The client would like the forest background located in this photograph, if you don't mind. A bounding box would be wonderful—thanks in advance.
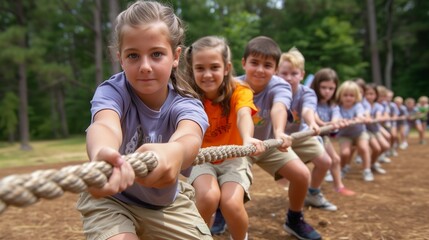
[0,0,428,150]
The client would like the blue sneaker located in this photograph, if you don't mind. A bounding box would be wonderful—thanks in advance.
[210,208,227,235]
[283,217,322,240]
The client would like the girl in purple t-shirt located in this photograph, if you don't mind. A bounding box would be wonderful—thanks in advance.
[76,2,211,239]
[311,68,355,196]
[336,81,374,182]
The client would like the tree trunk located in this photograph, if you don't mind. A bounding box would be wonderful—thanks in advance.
[109,0,121,74]
[18,63,32,150]
[94,0,103,86]
[366,0,383,85]
[56,85,69,138]
[384,0,394,89]
[16,0,32,151]
[50,89,60,138]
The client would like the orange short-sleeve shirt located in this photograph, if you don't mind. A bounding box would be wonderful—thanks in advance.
[202,82,258,149]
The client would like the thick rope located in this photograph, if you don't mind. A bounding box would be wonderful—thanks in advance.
[0,114,419,214]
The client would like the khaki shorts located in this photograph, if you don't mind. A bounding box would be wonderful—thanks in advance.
[320,135,332,147]
[368,131,383,140]
[338,132,370,145]
[291,136,325,163]
[187,157,253,202]
[76,181,212,240]
[247,147,299,180]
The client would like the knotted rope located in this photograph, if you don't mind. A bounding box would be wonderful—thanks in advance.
[0,114,419,214]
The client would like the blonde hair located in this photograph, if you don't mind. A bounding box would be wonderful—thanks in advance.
[376,85,388,98]
[336,80,362,105]
[279,47,305,70]
[394,96,403,104]
[418,96,429,104]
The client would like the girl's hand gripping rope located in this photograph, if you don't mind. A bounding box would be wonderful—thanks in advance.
[88,147,135,198]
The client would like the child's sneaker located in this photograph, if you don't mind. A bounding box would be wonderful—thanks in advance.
[377,153,391,163]
[304,192,337,211]
[229,232,248,240]
[392,149,398,157]
[336,187,356,196]
[354,155,362,164]
[378,156,392,163]
[341,165,350,178]
[324,171,333,182]
[363,169,374,181]
[399,141,408,149]
[210,208,227,235]
[283,217,322,240]
[371,162,387,174]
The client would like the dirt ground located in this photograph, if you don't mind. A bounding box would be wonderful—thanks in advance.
[0,137,429,240]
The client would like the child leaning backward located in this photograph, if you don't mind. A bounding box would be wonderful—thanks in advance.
[276,48,338,211]
[184,36,265,240]
[211,36,322,240]
[76,1,212,239]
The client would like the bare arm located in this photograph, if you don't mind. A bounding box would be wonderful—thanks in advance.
[271,102,292,151]
[314,112,326,126]
[85,109,135,198]
[237,107,264,155]
[302,107,321,135]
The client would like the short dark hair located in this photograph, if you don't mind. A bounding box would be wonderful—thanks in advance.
[243,36,281,68]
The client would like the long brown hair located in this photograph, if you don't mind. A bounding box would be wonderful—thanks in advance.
[311,68,339,106]
[183,36,236,117]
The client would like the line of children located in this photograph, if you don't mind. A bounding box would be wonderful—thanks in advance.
[404,97,426,145]
[381,88,397,162]
[362,83,390,175]
[81,2,425,238]
[311,68,356,196]
[211,36,323,240]
[184,36,265,240]
[394,96,408,149]
[237,36,322,240]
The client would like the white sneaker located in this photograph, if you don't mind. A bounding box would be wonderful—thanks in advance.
[230,233,248,240]
[324,171,333,182]
[391,149,398,157]
[304,192,338,211]
[378,153,391,163]
[363,169,374,181]
[399,142,408,150]
[354,155,362,164]
[378,156,392,164]
[372,162,387,174]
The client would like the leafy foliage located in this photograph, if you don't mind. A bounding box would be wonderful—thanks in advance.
[0,0,427,141]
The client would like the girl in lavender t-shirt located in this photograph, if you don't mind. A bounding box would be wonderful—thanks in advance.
[336,81,374,182]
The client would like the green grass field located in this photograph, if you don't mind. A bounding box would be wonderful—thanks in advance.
[0,135,87,168]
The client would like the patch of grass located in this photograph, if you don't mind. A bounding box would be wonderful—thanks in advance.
[0,135,87,168]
